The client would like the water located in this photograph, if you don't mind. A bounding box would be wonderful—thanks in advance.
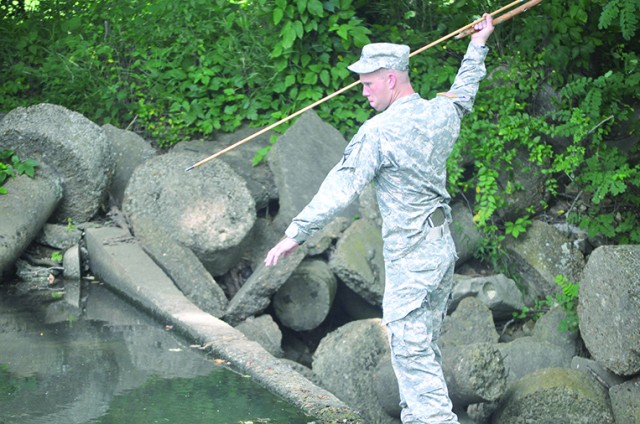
[0,282,314,424]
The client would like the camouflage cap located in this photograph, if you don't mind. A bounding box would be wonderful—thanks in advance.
[348,43,410,74]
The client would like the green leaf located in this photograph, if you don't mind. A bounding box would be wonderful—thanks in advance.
[307,0,324,17]
[319,69,330,86]
[293,20,304,39]
[273,8,284,25]
[297,0,307,15]
[281,21,296,49]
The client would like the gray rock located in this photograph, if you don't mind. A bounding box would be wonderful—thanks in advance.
[235,314,284,358]
[373,354,401,418]
[36,223,83,250]
[336,282,382,321]
[223,245,306,327]
[313,318,398,424]
[225,217,359,327]
[442,343,507,407]
[329,218,385,306]
[173,124,278,211]
[122,150,255,276]
[0,168,63,279]
[491,368,615,424]
[273,259,337,331]
[269,109,359,230]
[504,220,585,302]
[102,124,156,207]
[450,273,525,321]
[497,336,573,385]
[466,401,498,424]
[62,244,82,281]
[440,297,499,349]
[532,305,579,356]
[0,103,114,222]
[578,245,640,376]
[277,358,322,387]
[304,216,350,256]
[609,377,640,424]
[450,201,482,265]
[572,356,626,389]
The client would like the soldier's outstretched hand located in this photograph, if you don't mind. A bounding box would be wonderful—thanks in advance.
[471,13,494,46]
[265,237,299,267]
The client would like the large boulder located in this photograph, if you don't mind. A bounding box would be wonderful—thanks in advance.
[0,103,114,222]
[172,124,278,211]
[491,368,615,424]
[442,343,507,408]
[0,167,63,280]
[313,319,398,424]
[609,377,640,424]
[504,220,585,303]
[578,245,640,376]
[497,336,573,386]
[532,306,579,357]
[122,150,255,277]
[329,218,385,306]
[439,296,499,349]
[102,124,156,207]
[268,109,359,230]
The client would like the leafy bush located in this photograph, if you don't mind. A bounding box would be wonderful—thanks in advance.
[0,0,638,251]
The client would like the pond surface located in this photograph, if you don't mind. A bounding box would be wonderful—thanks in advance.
[0,282,314,424]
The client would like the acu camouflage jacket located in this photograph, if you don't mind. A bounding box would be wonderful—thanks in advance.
[285,42,489,262]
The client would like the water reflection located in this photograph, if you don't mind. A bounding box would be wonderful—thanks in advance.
[0,283,312,424]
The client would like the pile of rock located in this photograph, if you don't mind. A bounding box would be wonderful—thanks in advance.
[1,104,638,423]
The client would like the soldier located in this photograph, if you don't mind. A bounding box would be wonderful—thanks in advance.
[266,14,494,423]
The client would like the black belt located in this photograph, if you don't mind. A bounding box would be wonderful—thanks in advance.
[427,207,445,227]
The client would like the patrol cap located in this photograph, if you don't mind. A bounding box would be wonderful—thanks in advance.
[347,43,410,74]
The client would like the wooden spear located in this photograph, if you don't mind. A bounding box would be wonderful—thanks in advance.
[185,0,544,172]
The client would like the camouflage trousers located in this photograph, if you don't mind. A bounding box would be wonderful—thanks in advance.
[385,225,458,424]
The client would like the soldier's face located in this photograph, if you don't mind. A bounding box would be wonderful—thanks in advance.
[360,70,392,112]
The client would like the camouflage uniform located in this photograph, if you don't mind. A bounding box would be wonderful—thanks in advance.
[285,42,488,423]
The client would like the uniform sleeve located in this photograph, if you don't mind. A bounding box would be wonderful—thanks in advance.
[437,42,488,119]
[285,125,382,244]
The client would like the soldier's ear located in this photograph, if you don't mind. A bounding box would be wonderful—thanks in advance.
[387,71,398,89]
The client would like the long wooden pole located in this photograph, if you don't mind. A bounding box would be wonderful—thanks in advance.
[185,0,543,172]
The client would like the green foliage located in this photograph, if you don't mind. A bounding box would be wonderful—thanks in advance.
[66,217,76,232]
[513,274,580,333]
[0,0,370,148]
[51,251,63,263]
[1,0,638,250]
[598,0,639,40]
[0,149,38,194]
[505,215,532,238]
[443,0,639,256]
